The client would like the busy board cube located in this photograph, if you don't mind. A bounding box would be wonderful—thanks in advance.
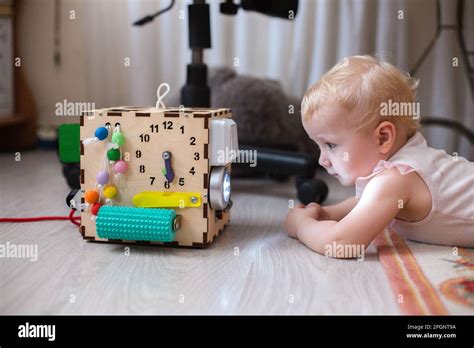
[79,106,237,248]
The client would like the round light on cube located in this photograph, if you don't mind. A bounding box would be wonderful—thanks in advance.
[209,166,231,210]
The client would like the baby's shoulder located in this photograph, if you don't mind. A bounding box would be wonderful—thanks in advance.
[366,166,419,199]
[371,166,431,213]
[372,166,412,182]
[358,166,433,223]
[373,165,424,188]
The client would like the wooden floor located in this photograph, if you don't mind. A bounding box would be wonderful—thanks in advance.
[0,150,399,314]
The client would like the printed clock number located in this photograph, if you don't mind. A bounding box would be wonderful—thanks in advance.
[139,134,150,142]
[162,121,173,130]
[150,124,159,133]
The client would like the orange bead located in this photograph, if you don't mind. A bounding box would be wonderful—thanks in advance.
[85,190,99,204]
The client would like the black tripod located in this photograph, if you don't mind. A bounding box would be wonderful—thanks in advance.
[134,0,329,204]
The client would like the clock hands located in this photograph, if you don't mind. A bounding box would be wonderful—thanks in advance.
[162,151,175,182]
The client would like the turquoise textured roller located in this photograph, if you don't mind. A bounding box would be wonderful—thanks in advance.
[96,206,180,242]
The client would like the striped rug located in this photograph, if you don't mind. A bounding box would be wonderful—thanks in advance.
[374,228,474,315]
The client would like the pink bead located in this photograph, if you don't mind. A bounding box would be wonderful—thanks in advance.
[114,160,128,174]
[96,170,109,185]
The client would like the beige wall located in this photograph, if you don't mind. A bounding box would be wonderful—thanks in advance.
[14,0,474,159]
[17,0,87,133]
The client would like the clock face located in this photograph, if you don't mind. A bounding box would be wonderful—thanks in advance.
[132,117,207,194]
[131,114,232,211]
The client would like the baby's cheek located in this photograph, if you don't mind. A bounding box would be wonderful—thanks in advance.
[337,150,353,169]
[340,153,363,179]
[348,150,379,178]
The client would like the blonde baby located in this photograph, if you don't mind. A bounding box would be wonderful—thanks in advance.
[285,55,474,257]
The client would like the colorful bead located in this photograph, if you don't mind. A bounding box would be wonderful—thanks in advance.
[96,170,109,185]
[94,127,109,141]
[103,185,118,199]
[91,203,102,216]
[85,190,99,204]
[114,160,128,174]
[112,132,125,146]
[107,148,120,161]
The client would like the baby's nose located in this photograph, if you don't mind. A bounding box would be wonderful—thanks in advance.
[319,157,331,168]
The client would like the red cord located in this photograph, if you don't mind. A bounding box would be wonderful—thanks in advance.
[69,209,82,226]
[0,209,81,226]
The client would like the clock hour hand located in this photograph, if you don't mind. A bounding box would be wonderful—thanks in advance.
[162,151,174,182]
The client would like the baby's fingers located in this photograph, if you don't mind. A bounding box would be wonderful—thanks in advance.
[304,203,323,218]
[306,202,322,211]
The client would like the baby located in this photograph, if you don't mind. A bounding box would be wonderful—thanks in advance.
[285,55,474,257]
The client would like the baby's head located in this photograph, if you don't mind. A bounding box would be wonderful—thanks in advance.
[301,55,420,186]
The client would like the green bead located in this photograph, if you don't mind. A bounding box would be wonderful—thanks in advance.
[112,132,125,146]
[107,148,120,161]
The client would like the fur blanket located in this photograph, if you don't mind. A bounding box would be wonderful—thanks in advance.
[171,67,315,155]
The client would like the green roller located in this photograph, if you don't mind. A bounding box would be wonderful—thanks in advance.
[96,206,181,242]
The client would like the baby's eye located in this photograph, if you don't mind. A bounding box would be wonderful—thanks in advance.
[326,143,337,149]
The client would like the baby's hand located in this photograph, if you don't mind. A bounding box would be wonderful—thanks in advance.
[305,202,327,220]
[284,203,325,238]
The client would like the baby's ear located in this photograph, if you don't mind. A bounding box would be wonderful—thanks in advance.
[375,121,397,154]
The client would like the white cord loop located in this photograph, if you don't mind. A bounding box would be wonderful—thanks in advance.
[155,83,170,110]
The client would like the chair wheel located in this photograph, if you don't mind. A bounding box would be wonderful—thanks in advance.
[297,178,329,205]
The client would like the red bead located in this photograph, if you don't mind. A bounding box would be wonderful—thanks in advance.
[91,203,102,216]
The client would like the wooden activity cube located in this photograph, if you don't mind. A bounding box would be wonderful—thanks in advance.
[79,107,235,248]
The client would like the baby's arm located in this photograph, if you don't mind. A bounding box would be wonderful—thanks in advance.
[296,169,409,256]
[321,196,358,221]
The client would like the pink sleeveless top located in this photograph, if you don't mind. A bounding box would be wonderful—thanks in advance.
[355,131,474,247]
